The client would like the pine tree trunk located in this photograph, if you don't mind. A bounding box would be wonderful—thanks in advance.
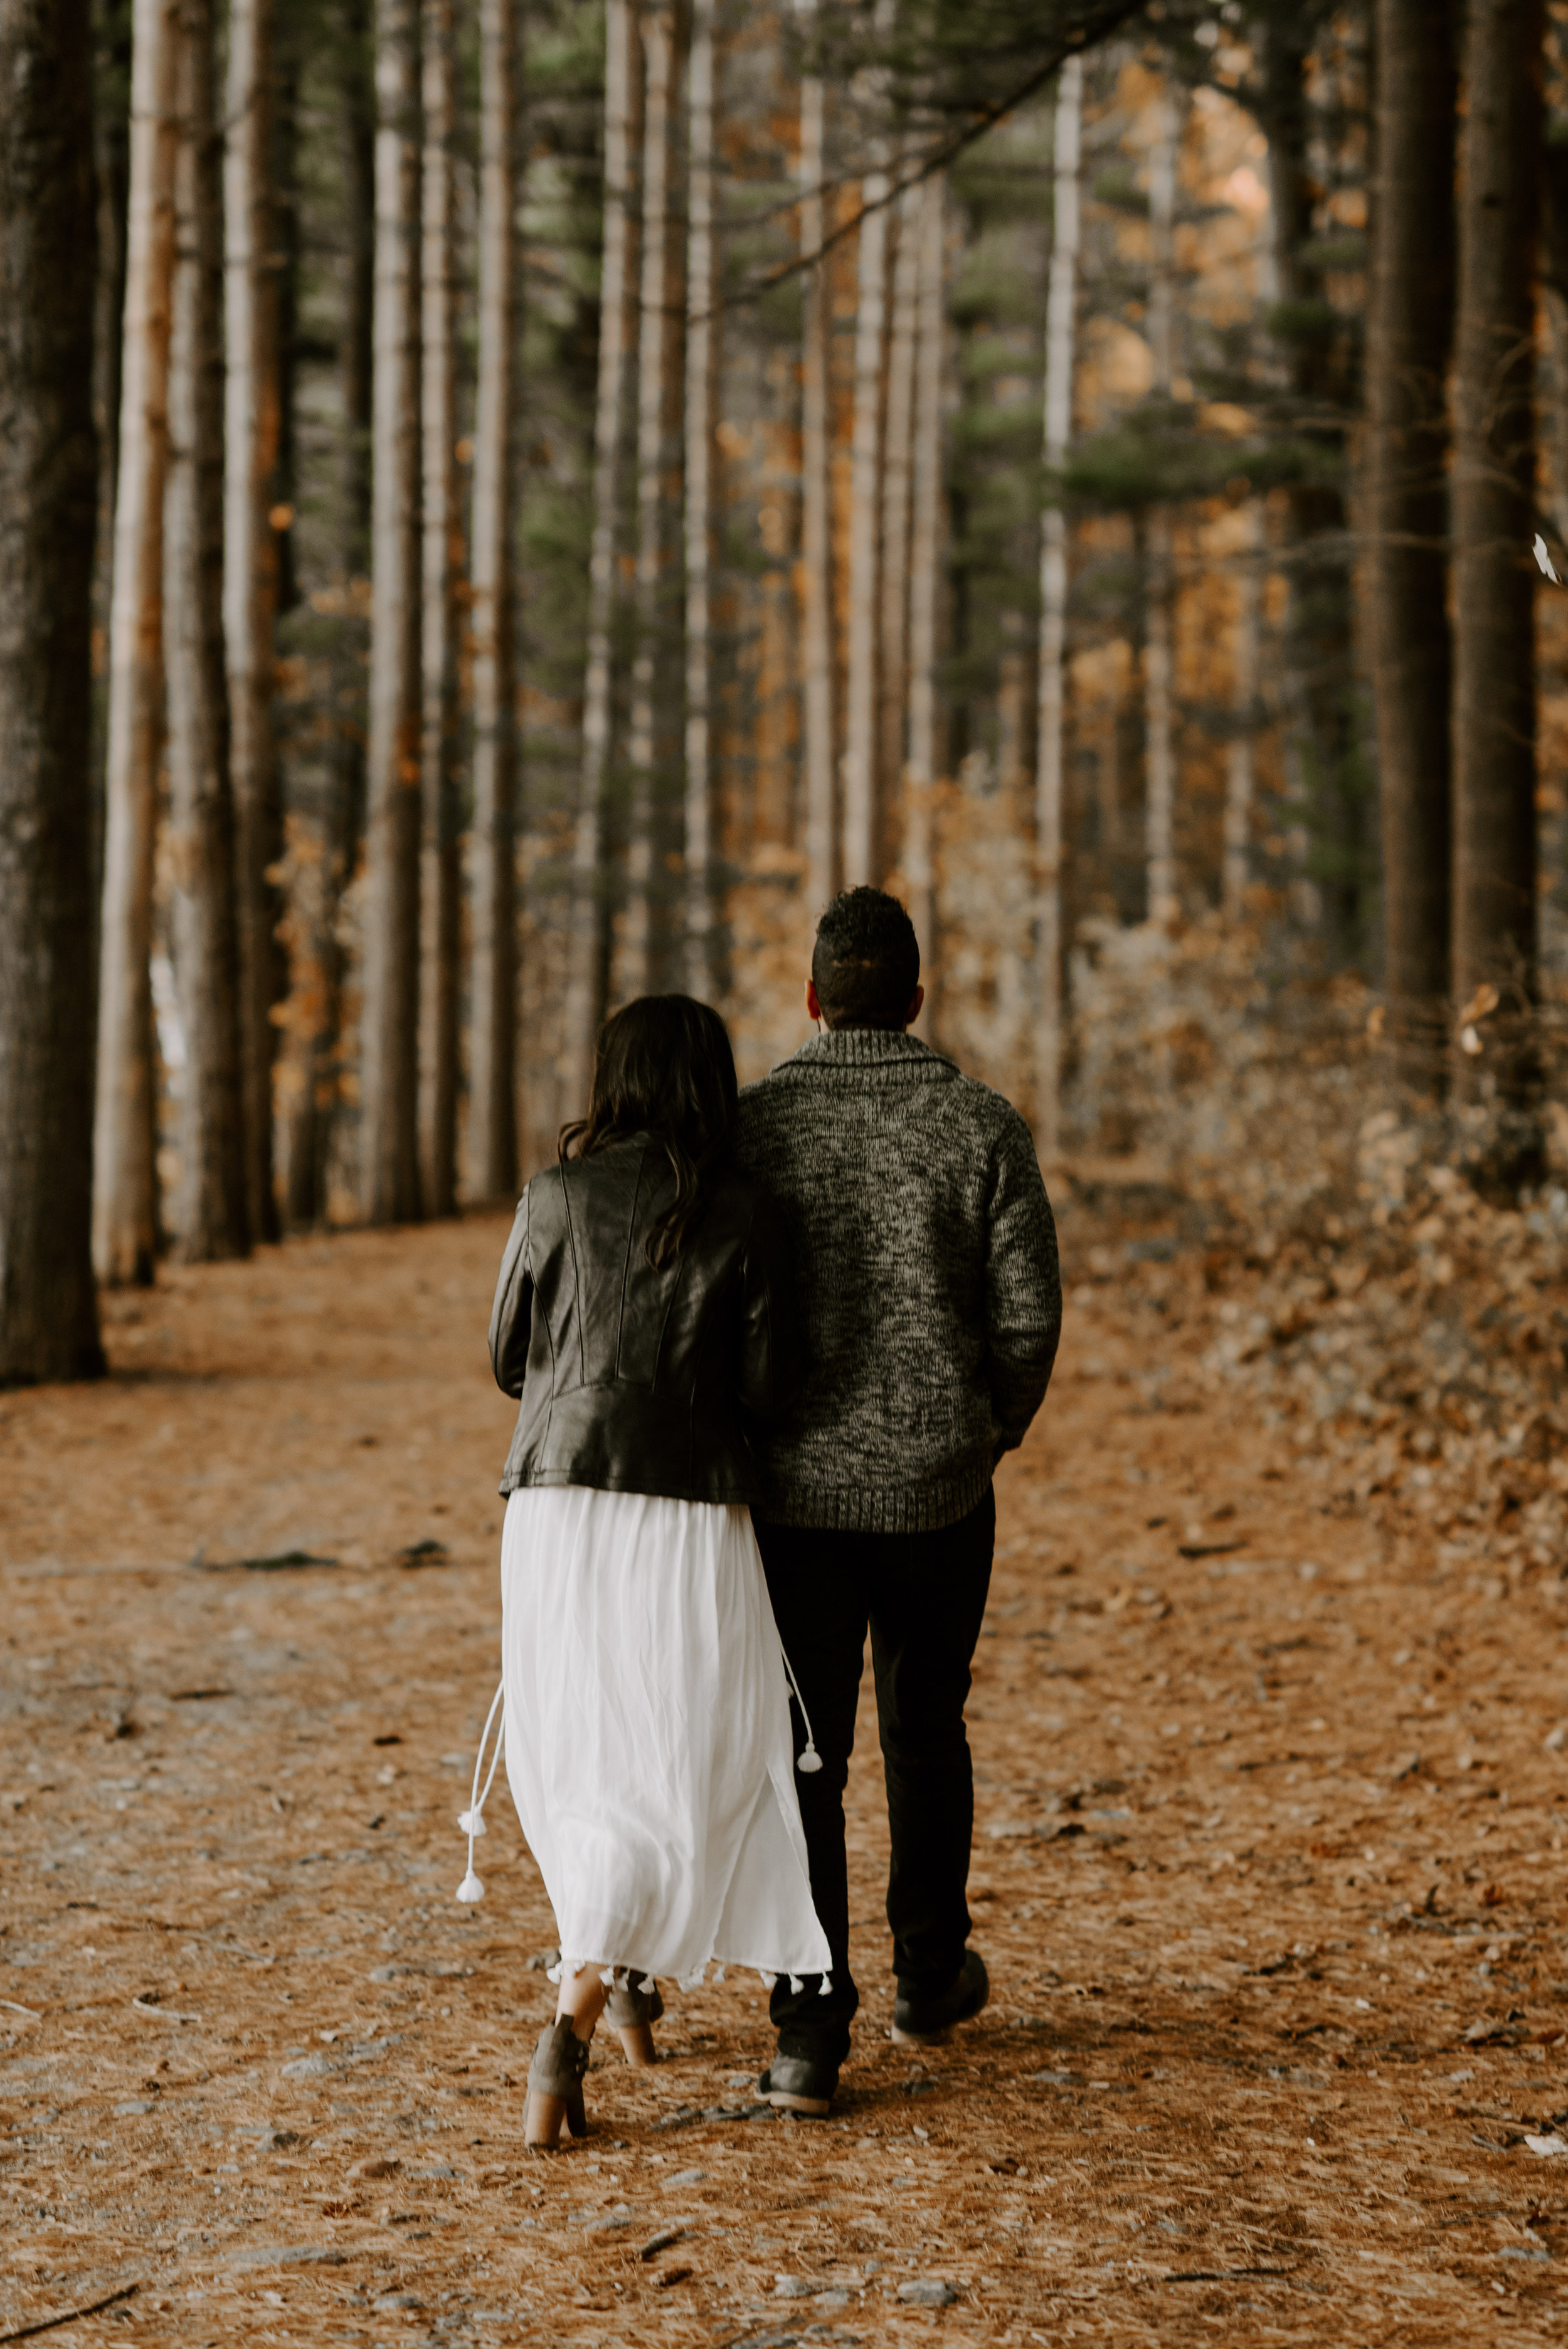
[904,168,945,1031]
[1259,19,1359,955]
[467,0,519,1199]
[361,0,422,1224]
[561,0,637,1118]
[798,31,837,916]
[94,0,181,1286]
[285,0,375,1227]
[1365,0,1457,1088]
[620,0,677,1003]
[1452,0,1544,1115]
[167,0,247,1263]
[93,1,132,692]
[878,170,919,852]
[0,0,107,1383]
[1143,93,1177,926]
[1222,499,1264,926]
[1034,52,1081,1160]
[684,0,718,1000]
[224,0,282,1243]
[840,22,894,891]
[418,0,462,1211]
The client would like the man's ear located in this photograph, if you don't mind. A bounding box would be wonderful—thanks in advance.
[904,984,925,1029]
[806,978,823,1022]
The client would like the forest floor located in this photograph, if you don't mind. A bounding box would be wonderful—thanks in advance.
[3,1189,1567,2348]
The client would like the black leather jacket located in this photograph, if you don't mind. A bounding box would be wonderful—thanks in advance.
[488,1137,799,1505]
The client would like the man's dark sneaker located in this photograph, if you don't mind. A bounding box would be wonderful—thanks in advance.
[892,1949,990,2047]
[759,2053,837,2117]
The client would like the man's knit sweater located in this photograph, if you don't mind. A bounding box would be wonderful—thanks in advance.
[735,1027,1061,1533]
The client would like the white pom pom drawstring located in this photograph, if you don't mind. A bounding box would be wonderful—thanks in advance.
[778,1640,823,1774]
[454,1678,504,1904]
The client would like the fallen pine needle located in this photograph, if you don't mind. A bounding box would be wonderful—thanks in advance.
[0,2001,40,2021]
[130,1997,199,2023]
[0,2284,139,2343]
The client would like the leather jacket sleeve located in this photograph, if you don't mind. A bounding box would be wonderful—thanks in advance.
[488,1187,533,1400]
[736,1190,802,1424]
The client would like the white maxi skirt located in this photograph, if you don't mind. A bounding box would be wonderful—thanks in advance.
[500,1483,832,1986]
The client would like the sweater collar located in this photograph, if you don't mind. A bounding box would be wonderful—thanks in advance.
[775,1028,957,1076]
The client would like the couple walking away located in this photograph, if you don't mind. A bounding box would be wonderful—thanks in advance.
[467,886,1061,2148]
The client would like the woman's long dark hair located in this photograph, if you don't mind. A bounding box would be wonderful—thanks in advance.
[559,995,739,1268]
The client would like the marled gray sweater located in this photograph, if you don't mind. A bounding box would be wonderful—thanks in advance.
[735,1029,1061,1533]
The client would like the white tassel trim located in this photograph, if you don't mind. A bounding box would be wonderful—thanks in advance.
[779,1643,824,1774]
[453,1679,504,1905]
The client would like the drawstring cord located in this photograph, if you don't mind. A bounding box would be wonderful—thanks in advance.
[779,1640,823,1774]
[455,1678,504,1903]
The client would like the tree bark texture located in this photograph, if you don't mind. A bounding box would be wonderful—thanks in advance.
[361,0,422,1224]
[903,169,945,1036]
[620,0,677,1004]
[418,0,462,1211]
[1260,15,1361,957]
[1366,0,1456,1086]
[94,0,181,1286]
[167,0,248,1263]
[285,0,376,1228]
[878,169,919,866]
[1452,0,1544,1090]
[467,0,519,1201]
[840,13,894,892]
[224,0,282,1241]
[561,0,637,1121]
[93,0,132,677]
[0,0,107,1382]
[1034,53,1081,1159]
[1143,92,1177,926]
[1222,499,1264,926]
[798,34,838,918]
[684,0,718,1000]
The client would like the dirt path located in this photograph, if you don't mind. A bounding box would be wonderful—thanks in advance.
[3,1202,1566,2346]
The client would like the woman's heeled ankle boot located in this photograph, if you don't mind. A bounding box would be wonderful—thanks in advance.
[524,2018,591,2149]
[603,1975,664,2067]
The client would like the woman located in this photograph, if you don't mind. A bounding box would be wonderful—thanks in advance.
[475,995,830,2150]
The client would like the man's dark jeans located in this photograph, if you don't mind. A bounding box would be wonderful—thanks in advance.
[753,1489,995,2069]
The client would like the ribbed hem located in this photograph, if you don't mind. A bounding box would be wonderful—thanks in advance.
[755,1458,992,1535]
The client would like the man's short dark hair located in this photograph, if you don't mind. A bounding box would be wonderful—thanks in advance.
[812,888,921,1030]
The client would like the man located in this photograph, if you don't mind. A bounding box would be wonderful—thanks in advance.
[737,886,1061,2115]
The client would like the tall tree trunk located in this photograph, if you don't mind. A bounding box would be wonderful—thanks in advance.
[798,25,837,916]
[285,0,375,1227]
[1034,53,1081,1159]
[561,0,637,1118]
[1143,92,1177,926]
[684,0,718,1000]
[878,169,919,857]
[1222,499,1264,925]
[361,0,421,1224]
[1366,0,1456,1090]
[467,0,519,1199]
[1259,16,1360,955]
[904,169,945,1034]
[840,9,894,891]
[620,0,677,1002]
[94,0,181,1286]
[167,0,247,1263]
[0,0,106,1383]
[224,0,282,1243]
[93,0,133,706]
[418,0,461,1211]
[1452,0,1544,1116]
